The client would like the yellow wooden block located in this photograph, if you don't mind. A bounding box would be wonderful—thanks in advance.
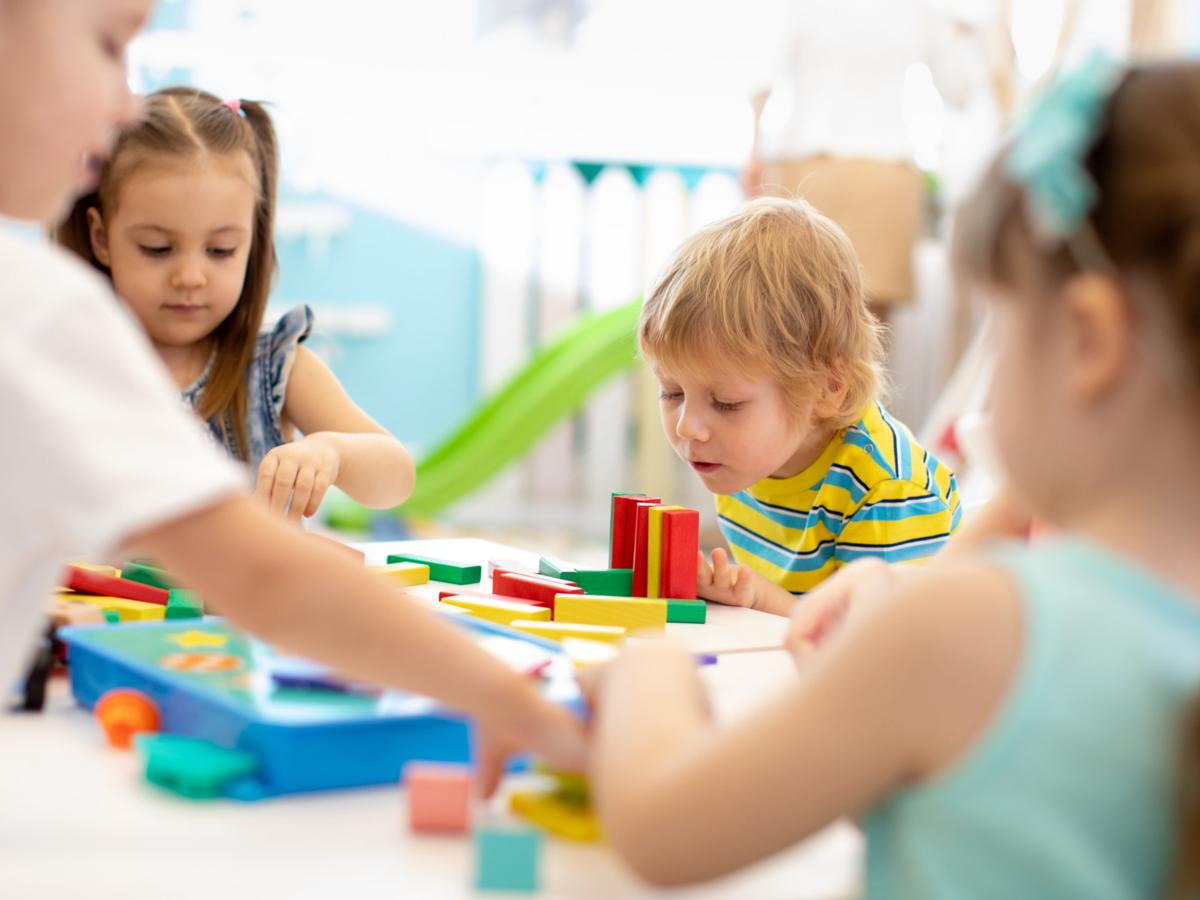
[646,505,682,599]
[510,790,601,842]
[370,562,430,587]
[441,595,551,625]
[68,562,121,578]
[68,594,165,622]
[509,620,625,644]
[553,594,667,632]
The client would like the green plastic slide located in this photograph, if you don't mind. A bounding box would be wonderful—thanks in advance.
[388,298,641,520]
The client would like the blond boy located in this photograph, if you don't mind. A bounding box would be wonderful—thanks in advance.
[640,197,960,614]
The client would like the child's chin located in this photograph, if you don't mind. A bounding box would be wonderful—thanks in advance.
[698,469,751,496]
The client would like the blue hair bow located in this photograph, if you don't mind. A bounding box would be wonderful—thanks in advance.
[1006,51,1124,242]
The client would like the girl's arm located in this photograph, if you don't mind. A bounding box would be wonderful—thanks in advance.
[260,347,416,517]
[132,495,584,793]
[590,563,1022,886]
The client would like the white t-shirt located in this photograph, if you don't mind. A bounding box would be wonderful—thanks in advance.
[0,224,245,693]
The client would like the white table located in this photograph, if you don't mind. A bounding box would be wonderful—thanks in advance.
[0,540,861,899]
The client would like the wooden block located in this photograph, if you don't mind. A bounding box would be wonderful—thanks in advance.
[68,562,121,578]
[630,499,662,596]
[537,555,573,581]
[165,589,204,620]
[660,507,700,600]
[646,506,682,599]
[120,562,177,591]
[405,762,472,834]
[667,598,707,624]
[510,790,601,842]
[475,824,541,892]
[47,597,106,627]
[509,620,625,644]
[441,595,552,625]
[386,553,480,585]
[553,595,667,632]
[493,572,582,611]
[438,589,517,603]
[68,595,166,622]
[370,562,430,587]
[609,492,645,569]
[64,566,169,606]
[568,568,634,596]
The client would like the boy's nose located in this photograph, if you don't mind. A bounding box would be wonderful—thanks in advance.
[675,404,709,442]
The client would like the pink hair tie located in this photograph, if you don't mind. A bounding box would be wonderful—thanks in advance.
[222,98,244,117]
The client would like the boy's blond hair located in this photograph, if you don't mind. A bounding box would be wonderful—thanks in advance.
[639,196,887,428]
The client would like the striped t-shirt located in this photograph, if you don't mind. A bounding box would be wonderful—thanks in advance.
[715,403,961,596]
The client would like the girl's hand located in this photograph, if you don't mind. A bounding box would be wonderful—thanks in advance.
[785,558,895,664]
[473,688,587,798]
[697,548,758,608]
[255,434,341,522]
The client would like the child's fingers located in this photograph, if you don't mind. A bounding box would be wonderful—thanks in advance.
[711,547,730,585]
[695,550,713,588]
[269,461,298,517]
[289,468,316,523]
[303,475,332,518]
[255,454,279,504]
[731,565,756,608]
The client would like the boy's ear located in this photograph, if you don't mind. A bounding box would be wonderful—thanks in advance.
[86,207,112,267]
[813,363,849,419]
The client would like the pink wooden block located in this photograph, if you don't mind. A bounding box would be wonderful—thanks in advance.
[405,762,473,834]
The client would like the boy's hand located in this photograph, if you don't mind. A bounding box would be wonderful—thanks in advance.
[696,548,758,608]
[255,434,341,521]
[785,558,894,664]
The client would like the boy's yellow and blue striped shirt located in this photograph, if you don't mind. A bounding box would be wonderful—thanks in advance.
[715,403,961,595]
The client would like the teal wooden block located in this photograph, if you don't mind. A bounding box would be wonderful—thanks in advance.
[667,598,707,624]
[475,824,541,892]
[537,555,572,581]
[386,553,481,585]
[165,589,204,620]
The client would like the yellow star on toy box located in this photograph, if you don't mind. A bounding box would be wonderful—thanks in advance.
[168,630,229,649]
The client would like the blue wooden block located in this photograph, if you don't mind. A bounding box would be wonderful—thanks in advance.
[475,824,541,892]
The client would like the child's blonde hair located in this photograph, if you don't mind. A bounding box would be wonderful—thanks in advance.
[639,197,886,428]
[55,87,279,461]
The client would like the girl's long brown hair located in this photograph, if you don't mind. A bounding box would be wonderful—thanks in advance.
[954,62,1200,898]
[56,86,279,460]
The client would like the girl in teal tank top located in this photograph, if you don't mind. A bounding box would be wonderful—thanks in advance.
[585,58,1200,898]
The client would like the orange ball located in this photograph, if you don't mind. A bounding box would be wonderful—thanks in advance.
[95,688,160,749]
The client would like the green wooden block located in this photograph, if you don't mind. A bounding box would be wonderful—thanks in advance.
[121,562,177,591]
[386,553,480,585]
[165,589,203,620]
[103,610,121,625]
[667,598,707,624]
[475,824,541,892]
[569,568,634,596]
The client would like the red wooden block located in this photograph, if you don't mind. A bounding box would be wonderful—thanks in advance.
[610,494,650,569]
[491,567,575,593]
[660,508,700,600]
[493,572,582,611]
[405,762,473,833]
[64,566,169,606]
[630,499,663,597]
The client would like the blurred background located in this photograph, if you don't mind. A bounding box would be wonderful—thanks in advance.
[128,0,1197,560]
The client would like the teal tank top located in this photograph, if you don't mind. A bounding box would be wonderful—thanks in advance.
[865,539,1200,900]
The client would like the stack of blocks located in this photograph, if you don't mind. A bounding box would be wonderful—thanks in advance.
[405,762,542,893]
[57,562,207,623]
[437,491,705,640]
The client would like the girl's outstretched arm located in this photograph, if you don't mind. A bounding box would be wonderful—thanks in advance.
[259,346,416,518]
[132,495,584,794]
[589,563,1022,886]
